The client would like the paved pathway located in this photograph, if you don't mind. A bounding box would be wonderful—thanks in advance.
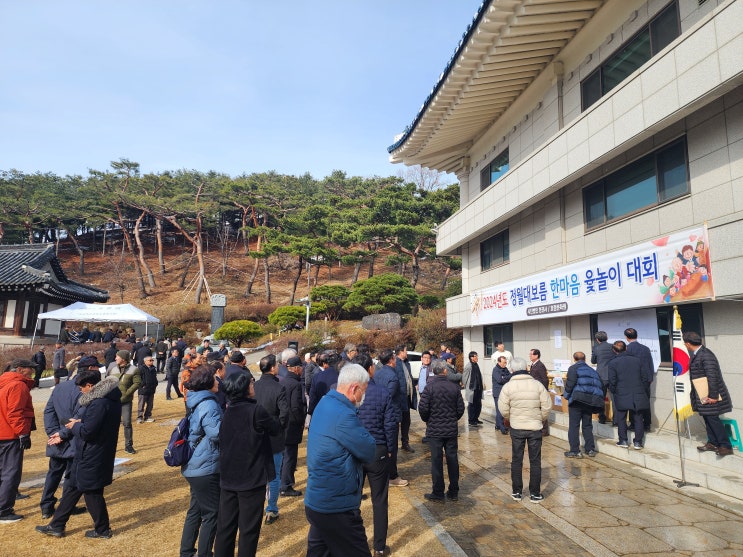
[399,414,743,557]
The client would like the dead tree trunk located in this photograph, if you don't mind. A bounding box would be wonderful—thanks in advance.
[134,212,156,288]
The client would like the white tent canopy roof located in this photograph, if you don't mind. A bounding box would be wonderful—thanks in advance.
[37,302,160,324]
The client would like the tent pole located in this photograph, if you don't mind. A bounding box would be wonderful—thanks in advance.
[30,318,40,349]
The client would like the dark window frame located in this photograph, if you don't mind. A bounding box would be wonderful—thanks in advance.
[483,324,514,358]
[480,229,510,271]
[583,137,689,229]
[581,1,680,111]
[480,148,510,191]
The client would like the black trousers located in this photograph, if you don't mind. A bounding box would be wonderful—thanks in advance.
[568,402,596,453]
[306,507,369,557]
[180,473,220,557]
[388,426,400,480]
[0,440,23,515]
[400,411,411,447]
[363,445,390,552]
[428,436,459,498]
[468,389,483,424]
[615,408,645,445]
[157,357,166,373]
[40,456,73,514]
[509,428,542,496]
[50,485,109,534]
[213,486,265,557]
[703,414,731,449]
[167,374,183,398]
[280,443,299,491]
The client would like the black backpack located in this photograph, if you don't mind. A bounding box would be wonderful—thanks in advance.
[164,400,206,467]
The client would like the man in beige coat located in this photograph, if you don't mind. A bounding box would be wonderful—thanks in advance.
[498,357,552,503]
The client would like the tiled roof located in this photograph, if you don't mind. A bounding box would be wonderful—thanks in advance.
[0,244,109,303]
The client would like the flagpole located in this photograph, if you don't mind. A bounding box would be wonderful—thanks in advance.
[671,305,698,489]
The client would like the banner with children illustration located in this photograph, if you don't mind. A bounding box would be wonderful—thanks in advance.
[470,226,713,326]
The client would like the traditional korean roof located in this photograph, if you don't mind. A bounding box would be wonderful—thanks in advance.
[0,244,109,303]
[388,0,605,174]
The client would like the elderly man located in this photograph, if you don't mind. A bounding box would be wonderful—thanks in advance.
[280,356,307,498]
[0,359,36,523]
[591,331,615,424]
[418,358,465,503]
[375,349,407,488]
[304,364,376,557]
[684,331,734,457]
[563,352,604,458]
[608,341,650,450]
[498,357,552,503]
[278,347,298,380]
[394,345,416,453]
[36,368,122,539]
[53,342,67,386]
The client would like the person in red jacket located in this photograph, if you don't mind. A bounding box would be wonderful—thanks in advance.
[0,359,36,523]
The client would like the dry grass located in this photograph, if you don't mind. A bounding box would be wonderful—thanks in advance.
[9,392,451,557]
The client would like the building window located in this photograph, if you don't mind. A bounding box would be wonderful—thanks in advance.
[480,148,509,191]
[484,324,513,358]
[583,138,688,229]
[581,1,679,111]
[481,229,509,271]
[590,304,703,366]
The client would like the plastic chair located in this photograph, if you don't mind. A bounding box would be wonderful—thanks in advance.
[720,418,743,451]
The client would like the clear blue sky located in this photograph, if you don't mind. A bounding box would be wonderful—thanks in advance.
[0,1,480,180]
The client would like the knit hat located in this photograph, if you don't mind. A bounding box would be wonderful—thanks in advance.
[116,350,131,362]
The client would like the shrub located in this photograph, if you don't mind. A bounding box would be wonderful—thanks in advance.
[268,306,307,329]
[343,273,418,316]
[405,308,462,352]
[213,320,263,347]
[164,325,186,340]
[418,294,443,309]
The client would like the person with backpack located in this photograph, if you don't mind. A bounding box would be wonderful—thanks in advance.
[179,365,223,557]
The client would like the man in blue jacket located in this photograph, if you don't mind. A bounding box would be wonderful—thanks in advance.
[563,352,604,458]
[374,349,408,487]
[304,364,376,557]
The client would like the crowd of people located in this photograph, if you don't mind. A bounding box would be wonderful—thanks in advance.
[0,328,733,556]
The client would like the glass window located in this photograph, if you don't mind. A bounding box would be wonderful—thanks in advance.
[480,229,509,271]
[480,149,509,191]
[581,2,679,110]
[484,324,513,358]
[584,138,687,229]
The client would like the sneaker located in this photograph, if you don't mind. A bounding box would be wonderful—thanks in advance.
[446,491,459,501]
[144,418,155,423]
[587,450,598,457]
[124,446,137,454]
[85,529,113,539]
[530,493,544,502]
[35,524,64,537]
[264,512,279,525]
[423,493,445,503]
[41,511,53,520]
[616,441,629,448]
[633,442,643,450]
[511,492,522,502]
[468,422,481,428]
[476,420,483,424]
[15,492,29,500]
[0,513,23,524]
[389,477,409,487]
[280,488,302,497]
[136,418,143,424]
[564,451,583,458]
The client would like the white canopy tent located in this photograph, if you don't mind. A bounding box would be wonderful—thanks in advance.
[33,302,161,347]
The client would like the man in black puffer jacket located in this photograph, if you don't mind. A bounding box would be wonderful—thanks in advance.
[418,358,465,503]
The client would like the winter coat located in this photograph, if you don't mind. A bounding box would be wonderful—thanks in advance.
[181,389,223,478]
[69,376,121,491]
[165,356,181,377]
[118,364,141,404]
[565,361,604,408]
[304,390,376,514]
[608,352,651,411]
[373,365,403,421]
[395,357,417,412]
[626,340,655,384]
[498,372,551,431]
[591,341,615,383]
[137,363,158,396]
[0,372,35,440]
[219,398,278,491]
[529,360,549,389]
[282,372,307,446]
[462,361,483,404]
[52,347,66,370]
[688,345,733,415]
[43,378,81,459]
[32,350,47,373]
[104,345,118,367]
[418,375,465,438]
[253,374,289,454]
[358,378,399,453]
[308,366,338,415]
[491,364,511,398]
[303,362,321,395]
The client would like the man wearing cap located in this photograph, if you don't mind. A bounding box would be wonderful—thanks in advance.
[117,351,139,454]
[137,355,158,423]
[225,350,248,378]
[280,356,307,497]
[0,359,36,523]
